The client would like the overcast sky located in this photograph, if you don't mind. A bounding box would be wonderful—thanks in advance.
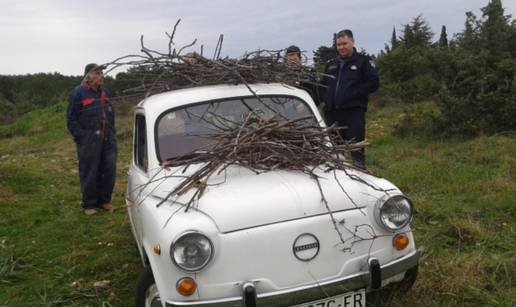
[1,0,515,76]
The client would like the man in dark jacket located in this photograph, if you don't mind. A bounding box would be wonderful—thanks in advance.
[67,63,117,215]
[321,29,379,168]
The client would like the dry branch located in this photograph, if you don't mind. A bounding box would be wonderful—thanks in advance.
[102,19,325,99]
[112,21,393,252]
[156,112,372,209]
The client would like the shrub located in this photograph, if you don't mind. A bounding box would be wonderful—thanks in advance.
[438,52,516,134]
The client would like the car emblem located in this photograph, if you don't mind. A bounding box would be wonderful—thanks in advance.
[293,233,320,262]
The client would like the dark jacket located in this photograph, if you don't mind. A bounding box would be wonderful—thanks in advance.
[297,71,322,106]
[322,48,379,111]
[66,82,116,143]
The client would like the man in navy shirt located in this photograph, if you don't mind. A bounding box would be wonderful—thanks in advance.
[321,29,379,168]
[67,63,117,215]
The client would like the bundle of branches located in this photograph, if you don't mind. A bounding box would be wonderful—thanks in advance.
[119,22,383,249]
[105,19,324,98]
[157,113,370,209]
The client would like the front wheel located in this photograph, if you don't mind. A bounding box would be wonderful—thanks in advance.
[136,266,162,307]
[366,265,419,307]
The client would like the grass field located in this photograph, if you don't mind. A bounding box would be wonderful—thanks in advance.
[0,99,514,306]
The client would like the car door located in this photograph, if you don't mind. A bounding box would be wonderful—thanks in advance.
[127,112,149,254]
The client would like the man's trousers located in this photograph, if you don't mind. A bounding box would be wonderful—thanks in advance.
[76,130,117,209]
[324,108,366,167]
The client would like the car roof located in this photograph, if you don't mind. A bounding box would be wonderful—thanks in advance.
[136,83,316,121]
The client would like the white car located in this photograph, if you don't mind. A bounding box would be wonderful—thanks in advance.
[126,83,419,307]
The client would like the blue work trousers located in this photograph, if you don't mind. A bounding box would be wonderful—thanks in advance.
[76,129,117,209]
[324,108,366,167]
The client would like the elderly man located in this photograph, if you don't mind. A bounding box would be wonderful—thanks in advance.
[67,63,117,215]
[321,30,379,168]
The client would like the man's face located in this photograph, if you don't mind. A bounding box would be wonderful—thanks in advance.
[336,36,355,57]
[287,53,301,67]
[88,69,104,87]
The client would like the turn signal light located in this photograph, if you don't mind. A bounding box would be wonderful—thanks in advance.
[393,233,409,250]
[177,277,197,296]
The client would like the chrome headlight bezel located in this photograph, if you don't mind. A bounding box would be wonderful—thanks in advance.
[375,195,414,231]
[170,231,214,272]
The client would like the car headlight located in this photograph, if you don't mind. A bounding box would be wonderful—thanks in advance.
[376,195,413,231]
[171,232,213,272]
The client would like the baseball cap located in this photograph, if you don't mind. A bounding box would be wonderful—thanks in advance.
[84,63,106,76]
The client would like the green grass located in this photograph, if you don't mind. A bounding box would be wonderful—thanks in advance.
[0,101,137,306]
[366,102,515,307]
[0,100,514,306]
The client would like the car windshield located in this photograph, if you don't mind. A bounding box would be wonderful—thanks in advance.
[156,95,316,162]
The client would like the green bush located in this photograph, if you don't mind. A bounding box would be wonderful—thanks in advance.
[393,101,441,138]
[438,52,516,134]
[377,0,515,135]
[0,73,82,123]
[376,47,446,103]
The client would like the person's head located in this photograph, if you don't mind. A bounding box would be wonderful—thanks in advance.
[285,45,302,66]
[84,63,105,88]
[336,29,355,58]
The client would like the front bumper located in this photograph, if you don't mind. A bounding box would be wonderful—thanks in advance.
[165,249,419,307]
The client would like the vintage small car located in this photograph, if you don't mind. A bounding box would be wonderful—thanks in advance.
[126,83,419,307]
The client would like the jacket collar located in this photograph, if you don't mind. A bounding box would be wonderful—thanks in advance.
[81,81,102,94]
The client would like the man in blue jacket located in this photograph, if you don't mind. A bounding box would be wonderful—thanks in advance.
[321,29,379,168]
[67,63,117,215]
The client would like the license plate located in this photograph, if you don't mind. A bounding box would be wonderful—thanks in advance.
[290,289,366,307]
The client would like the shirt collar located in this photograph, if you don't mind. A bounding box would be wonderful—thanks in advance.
[81,81,102,93]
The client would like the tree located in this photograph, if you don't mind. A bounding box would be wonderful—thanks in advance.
[437,0,516,134]
[479,0,512,57]
[313,45,335,65]
[455,11,480,51]
[391,27,400,50]
[439,25,448,48]
[511,19,516,58]
[376,1,515,134]
[401,24,415,48]
[401,14,434,48]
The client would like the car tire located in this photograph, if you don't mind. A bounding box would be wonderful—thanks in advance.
[366,265,419,307]
[366,291,382,307]
[135,266,162,307]
[397,265,418,292]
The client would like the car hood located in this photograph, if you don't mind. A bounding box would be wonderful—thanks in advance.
[151,164,399,233]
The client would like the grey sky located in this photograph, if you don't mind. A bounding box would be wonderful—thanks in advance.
[1,0,515,76]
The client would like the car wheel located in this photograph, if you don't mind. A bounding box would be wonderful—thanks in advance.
[366,291,382,307]
[397,265,418,292]
[366,265,419,307]
[136,266,162,307]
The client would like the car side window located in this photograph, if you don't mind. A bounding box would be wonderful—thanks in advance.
[134,114,148,171]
